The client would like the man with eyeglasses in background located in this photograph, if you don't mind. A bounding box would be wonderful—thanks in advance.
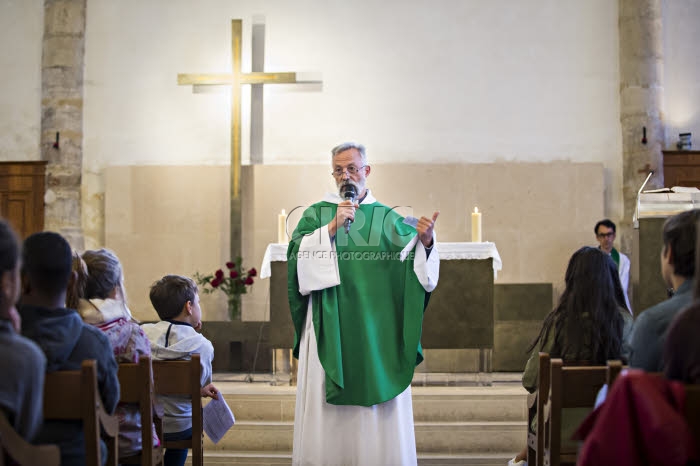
[287,142,440,465]
[595,219,632,312]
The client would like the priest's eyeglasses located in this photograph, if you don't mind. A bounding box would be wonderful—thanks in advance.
[332,165,367,177]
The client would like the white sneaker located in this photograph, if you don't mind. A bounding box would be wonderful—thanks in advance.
[507,459,527,466]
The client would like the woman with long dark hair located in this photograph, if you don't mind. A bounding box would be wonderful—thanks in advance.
[525,246,630,378]
[509,246,632,466]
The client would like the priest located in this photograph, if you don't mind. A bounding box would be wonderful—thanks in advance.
[287,142,440,465]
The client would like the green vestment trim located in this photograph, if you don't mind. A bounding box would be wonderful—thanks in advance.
[611,248,620,268]
[287,201,430,406]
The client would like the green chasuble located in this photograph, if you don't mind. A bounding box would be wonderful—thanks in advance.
[287,200,431,407]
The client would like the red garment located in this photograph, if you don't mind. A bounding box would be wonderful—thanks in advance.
[574,370,698,466]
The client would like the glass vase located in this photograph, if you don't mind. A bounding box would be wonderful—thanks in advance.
[228,295,241,321]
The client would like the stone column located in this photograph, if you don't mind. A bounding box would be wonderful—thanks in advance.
[41,0,86,250]
[619,0,664,250]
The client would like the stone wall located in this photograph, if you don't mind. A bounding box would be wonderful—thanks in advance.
[41,0,86,249]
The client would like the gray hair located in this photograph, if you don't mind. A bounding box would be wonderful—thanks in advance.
[331,142,367,166]
[82,248,127,301]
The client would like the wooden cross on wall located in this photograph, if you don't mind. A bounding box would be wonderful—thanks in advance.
[178,19,319,258]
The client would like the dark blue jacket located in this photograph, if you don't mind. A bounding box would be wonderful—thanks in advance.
[20,305,119,466]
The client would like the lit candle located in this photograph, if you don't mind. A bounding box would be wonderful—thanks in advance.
[278,209,288,244]
[471,207,482,242]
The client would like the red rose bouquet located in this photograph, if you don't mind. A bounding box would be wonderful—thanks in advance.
[194,257,257,320]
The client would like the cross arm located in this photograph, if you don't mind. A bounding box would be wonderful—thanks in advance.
[177,73,236,85]
[178,72,299,86]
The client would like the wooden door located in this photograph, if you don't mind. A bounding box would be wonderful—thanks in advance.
[0,162,47,239]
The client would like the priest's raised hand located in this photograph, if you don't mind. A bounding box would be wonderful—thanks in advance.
[417,211,440,247]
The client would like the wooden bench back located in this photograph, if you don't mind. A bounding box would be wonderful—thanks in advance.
[527,352,550,466]
[0,413,60,466]
[43,359,119,466]
[117,356,163,465]
[151,354,203,466]
[605,360,623,387]
[545,358,607,466]
[684,384,700,447]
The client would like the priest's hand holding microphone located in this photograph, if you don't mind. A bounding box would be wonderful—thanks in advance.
[328,184,359,238]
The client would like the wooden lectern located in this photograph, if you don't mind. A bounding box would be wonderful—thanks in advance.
[633,191,700,313]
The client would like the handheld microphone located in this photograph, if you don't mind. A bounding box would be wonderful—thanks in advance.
[341,184,357,234]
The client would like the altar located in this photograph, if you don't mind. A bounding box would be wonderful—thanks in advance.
[260,241,503,373]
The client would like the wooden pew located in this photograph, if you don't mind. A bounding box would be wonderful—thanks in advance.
[685,384,700,447]
[43,359,119,466]
[116,356,164,466]
[0,413,60,466]
[544,359,607,466]
[605,360,623,388]
[152,354,203,466]
[526,352,550,466]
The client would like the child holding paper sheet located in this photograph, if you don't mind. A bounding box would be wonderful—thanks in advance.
[142,274,220,466]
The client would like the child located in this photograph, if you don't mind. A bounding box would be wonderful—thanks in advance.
[141,274,218,466]
[78,249,151,364]
[66,250,86,310]
[19,232,119,466]
[76,248,155,458]
[0,219,46,442]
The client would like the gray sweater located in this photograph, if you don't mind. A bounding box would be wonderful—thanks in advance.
[0,319,46,441]
[629,280,693,372]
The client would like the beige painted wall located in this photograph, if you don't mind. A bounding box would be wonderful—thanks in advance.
[0,0,43,161]
[105,162,604,322]
[104,166,231,321]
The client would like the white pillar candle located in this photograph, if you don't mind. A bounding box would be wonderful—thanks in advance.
[278,209,288,244]
[471,207,482,242]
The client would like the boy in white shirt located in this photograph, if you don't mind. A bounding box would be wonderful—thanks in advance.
[141,275,218,466]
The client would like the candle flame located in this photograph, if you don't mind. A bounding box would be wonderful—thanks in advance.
[474,207,479,214]
[281,209,286,215]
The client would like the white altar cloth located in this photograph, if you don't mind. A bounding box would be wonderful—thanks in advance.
[260,241,502,279]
